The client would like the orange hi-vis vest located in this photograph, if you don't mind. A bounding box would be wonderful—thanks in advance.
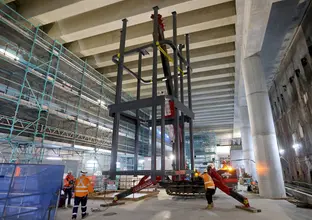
[74,176,94,197]
[200,173,215,189]
[64,174,75,189]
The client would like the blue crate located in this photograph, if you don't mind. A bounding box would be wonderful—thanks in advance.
[0,163,64,220]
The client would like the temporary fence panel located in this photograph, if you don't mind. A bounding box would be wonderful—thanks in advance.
[0,163,64,220]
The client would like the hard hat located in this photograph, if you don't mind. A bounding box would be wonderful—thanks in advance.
[203,169,207,173]
[207,164,213,169]
[80,170,88,174]
[68,170,72,174]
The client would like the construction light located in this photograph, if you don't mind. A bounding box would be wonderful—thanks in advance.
[74,145,94,151]
[46,156,62,160]
[170,154,175,160]
[98,149,111,154]
[0,48,19,61]
[292,144,300,149]
[279,149,285,154]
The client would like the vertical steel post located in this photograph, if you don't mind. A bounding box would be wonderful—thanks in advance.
[186,34,194,171]
[179,46,185,169]
[172,11,180,171]
[151,6,159,181]
[161,102,166,178]
[134,52,142,173]
[110,18,127,180]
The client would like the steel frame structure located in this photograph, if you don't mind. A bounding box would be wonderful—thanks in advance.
[0,3,149,163]
[105,7,195,181]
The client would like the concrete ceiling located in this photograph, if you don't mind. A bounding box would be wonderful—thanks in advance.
[12,0,237,134]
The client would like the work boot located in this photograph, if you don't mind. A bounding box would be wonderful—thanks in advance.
[207,204,213,209]
[82,213,89,219]
[71,216,76,220]
[211,202,214,208]
[67,204,73,208]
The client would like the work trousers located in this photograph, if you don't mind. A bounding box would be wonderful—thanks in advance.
[64,188,73,205]
[205,188,216,204]
[72,196,88,218]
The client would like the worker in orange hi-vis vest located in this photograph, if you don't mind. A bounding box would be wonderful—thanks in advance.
[72,171,94,219]
[64,171,75,208]
[200,165,216,209]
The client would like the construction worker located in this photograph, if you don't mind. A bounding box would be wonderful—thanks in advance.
[64,171,75,208]
[200,165,216,209]
[194,168,200,180]
[72,171,94,219]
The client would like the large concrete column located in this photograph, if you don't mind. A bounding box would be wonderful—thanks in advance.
[239,102,257,180]
[238,76,257,180]
[242,54,285,198]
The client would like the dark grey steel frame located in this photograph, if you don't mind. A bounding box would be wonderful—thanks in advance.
[105,7,195,181]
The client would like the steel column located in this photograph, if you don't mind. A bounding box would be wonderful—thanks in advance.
[186,34,194,171]
[161,102,166,178]
[172,11,180,171]
[151,6,159,181]
[110,18,128,180]
[179,46,185,169]
[134,52,142,173]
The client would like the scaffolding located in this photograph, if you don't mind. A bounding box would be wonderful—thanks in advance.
[0,3,150,163]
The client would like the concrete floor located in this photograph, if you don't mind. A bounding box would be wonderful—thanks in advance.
[56,189,312,220]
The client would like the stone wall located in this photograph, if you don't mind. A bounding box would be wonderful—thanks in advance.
[269,19,312,183]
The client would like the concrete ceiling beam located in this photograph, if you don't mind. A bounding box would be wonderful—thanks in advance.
[60,0,235,48]
[123,69,234,91]
[191,85,234,96]
[194,117,234,123]
[194,122,234,126]
[103,56,235,82]
[195,109,234,115]
[186,91,234,102]
[87,31,235,67]
[192,99,234,107]
[195,114,234,119]
[131,76,235,97]
[193,106,234,116]
[142,84,234,100]
[18,0,123,26]
[107,59,235,88]
[192,103,234,110]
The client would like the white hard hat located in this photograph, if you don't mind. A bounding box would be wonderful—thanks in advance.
[203,169,207,173]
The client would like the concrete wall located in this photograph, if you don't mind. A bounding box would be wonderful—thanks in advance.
[268,14,312,183]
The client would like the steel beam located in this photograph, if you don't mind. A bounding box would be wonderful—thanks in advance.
[109,96,163,115]
[161,103,165,178]
[179,45,185,169]
[151,6,158,181]
[186,34,194,171]
[134,52,142,173]
[170,96,194,119]
[109,18,127,180]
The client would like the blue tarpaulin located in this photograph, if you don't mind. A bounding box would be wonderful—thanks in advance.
[0,163,64,219]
